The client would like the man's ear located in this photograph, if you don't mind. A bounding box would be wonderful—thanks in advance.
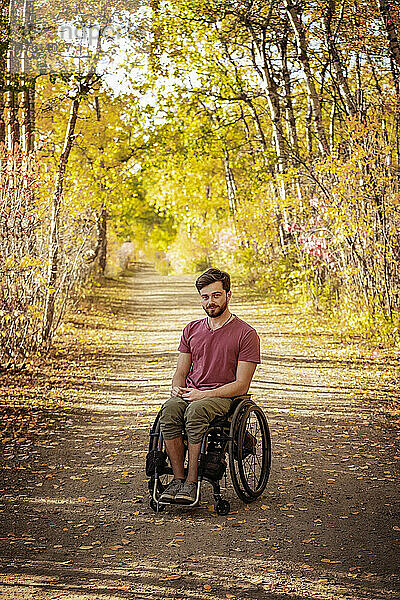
[227,290,232,301]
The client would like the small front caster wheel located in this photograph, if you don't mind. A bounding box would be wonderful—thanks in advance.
[215,500,230,515]
[150,499,165,513]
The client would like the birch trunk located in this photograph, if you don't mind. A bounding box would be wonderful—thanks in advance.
[42,20,103,341]
[223,146,237,214]
[42,93,82,342]
[21,0,35,153]
[6,0,20,151]
[323,1,357,117]
[248,26,289,212]
[279,29,299,158]
[0,0,5,147]
[98,207,107,275]
[251,35,287,175]
[0,91,5,146]
[284,0,329,155]
[245,97,268,153]
[377,0,400,70]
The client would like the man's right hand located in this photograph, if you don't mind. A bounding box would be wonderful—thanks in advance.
[171,386,191,398]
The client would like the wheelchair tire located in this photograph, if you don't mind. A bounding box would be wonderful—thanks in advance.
[229,402,271,502]
[147,411,174,502]
[215,499,230,516]
[228,398,257,502]
[148,411,162,452]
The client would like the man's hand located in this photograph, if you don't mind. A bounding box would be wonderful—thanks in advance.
[181,388,207,402]
[171,385,190,398]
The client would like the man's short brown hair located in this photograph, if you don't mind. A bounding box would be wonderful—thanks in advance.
[195,268,231,293]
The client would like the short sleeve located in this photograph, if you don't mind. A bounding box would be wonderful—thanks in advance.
[178,325,191,353]
[238,328,260,363]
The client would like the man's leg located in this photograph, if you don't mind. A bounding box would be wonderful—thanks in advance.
[159,396,188,500]
[186,442,202,483]
[164,436,185,479]
[175,396,232,503]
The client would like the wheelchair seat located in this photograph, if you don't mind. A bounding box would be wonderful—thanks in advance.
[146,394,271,515]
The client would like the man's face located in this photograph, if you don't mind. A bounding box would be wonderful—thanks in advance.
[199,281,231,318]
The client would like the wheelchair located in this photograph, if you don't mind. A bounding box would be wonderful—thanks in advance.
[146,395,271,515]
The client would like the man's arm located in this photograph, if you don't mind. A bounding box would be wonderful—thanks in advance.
[181,361,257,401]
[171,352,192,397]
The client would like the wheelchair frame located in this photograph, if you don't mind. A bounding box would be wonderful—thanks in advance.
[146,395,271,515]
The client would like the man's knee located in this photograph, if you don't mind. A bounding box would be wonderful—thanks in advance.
[159,396,186,440]
[184,401,211,444]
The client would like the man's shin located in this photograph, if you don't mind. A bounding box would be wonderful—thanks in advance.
[187,441,202,483]
[164,436,185,480]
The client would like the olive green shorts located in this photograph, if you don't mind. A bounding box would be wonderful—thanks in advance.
[159,395,233,444]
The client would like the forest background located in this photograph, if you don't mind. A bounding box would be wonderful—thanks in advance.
[1,0,400,368]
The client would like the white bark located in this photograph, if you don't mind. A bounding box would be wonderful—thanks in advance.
[285,0,329,156]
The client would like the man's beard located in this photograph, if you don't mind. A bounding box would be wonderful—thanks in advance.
[203,299,228,318]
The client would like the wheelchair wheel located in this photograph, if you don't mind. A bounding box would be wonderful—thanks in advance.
[147,411,174,502]
[229,402,271,502]
[215,499,230,516]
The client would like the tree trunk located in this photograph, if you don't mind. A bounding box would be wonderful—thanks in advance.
[329,95,336,151]
[240,105,256,163]
[41,16,103,341]
[42,93,82,342]
[84,205,108,275]
[0,90,5,146]
[98,207,107,275]
[323,0,357,117]
[279,26,300,159]
[285,0,329,155]
[245,97,268,153]
[377,0,400,71]
[0,0,6,147]
[249,29,287,175]
[21,0,35,153]
[223,146,237,214]
[306,103,313,158]
[7,77,20,151]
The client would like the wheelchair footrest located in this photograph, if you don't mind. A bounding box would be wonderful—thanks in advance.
[146,449,168,477]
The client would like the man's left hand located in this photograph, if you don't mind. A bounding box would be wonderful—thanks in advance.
[181,388,207,402]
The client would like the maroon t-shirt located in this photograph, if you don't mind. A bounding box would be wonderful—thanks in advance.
[178,316,260,390]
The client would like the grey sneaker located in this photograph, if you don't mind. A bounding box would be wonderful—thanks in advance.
[175,481,198,504]
[159,478,184,502]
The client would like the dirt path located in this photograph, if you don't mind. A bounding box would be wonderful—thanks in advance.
[1,264,399,600]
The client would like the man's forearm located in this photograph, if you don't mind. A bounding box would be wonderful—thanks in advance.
[172,373,187,388]
[202,380,249,398]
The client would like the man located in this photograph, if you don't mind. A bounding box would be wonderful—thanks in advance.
[159,267,260,504]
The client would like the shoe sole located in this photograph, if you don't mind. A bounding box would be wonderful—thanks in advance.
[175,495,197,504]
[159,496,176,503]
